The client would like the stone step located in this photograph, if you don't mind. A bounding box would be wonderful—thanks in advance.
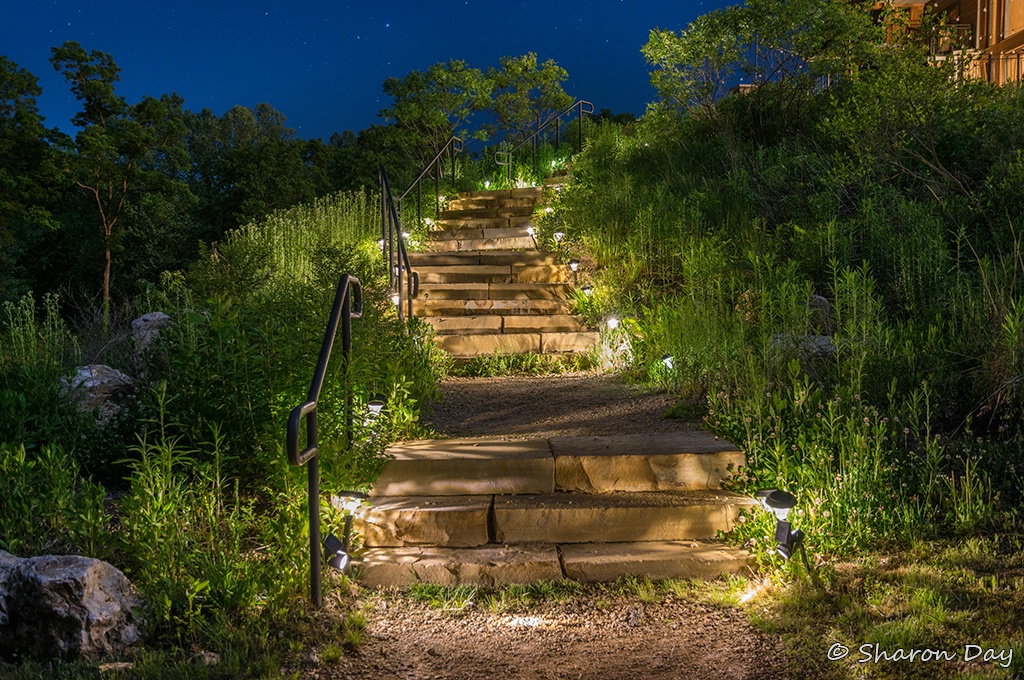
[416,283,572,301]
[455,187,542,201]
[416,264,568,285]
[427,236,537,252]
[440,206,535,220]
[358,490,751,548]
[370,433,744,497]
[357,541,752,587]
[428,226,532,241]
[448,196,537,211]
[371,438,556,497]
[358,496,492,548]
[407,251,555,267]
[434,215,533,230]
[436,330,598,358]
[412,298,571,317]
[359,544,563,588]
[425,315,585,335]
[493,490,751,544]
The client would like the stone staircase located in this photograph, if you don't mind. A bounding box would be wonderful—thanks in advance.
[408,187,599,359]
[355,432,756,587]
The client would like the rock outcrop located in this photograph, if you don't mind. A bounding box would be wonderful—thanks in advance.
[0,550,143,661]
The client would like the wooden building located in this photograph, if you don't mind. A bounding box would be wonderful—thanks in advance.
[877,0,1024,83]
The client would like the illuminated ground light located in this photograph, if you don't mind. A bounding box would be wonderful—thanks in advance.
[568,258,580,272]
[755,489,803,560]
[545,206,554,214]
[526,226,536,237]
[391,292,401,306]
[606,316,620,330]
[581,285,593,295]
[739,579,768,604]
[364,398,385,427]
[554,231,565,243]
[661,354,674,370]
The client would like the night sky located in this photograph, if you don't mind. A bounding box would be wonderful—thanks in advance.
[3,1,733,141]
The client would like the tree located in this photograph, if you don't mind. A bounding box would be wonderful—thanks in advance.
[380,60,490,164]
[0,57,60,300]
[485,53,574,141]
[642,0,879,119]
[50,41,189,332]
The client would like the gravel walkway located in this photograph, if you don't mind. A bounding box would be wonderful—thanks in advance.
[424,372,696,439]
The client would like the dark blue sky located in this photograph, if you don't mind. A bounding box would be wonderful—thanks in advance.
[3,1,733,141]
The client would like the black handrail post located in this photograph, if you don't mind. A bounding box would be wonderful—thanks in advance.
[287,274,362,608]
[577,102,583,151]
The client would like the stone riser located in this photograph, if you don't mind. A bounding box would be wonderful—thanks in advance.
[412,298,571,317]
[358,542,754,587]
[417,283,571,301]
[436,331,599,358]
[371,434,747,497]
[440,206,535,219]
[434,216,533,231]
[426,315,585,335]
[427,236,536,252]
[408,251,556,267]
[416,265,568,285]
[447,196,537,211]
[357,491,750,548]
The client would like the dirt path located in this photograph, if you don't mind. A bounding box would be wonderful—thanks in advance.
[317,372,788,680]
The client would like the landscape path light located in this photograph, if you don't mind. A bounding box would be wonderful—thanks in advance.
[607,316,620,330]
[324,491,368,574]
[554,231,565,243]
[753,488,821,588]
[568,258,580,284]
[581,285,593,296]
[662,354,674,370]
[364,397,386,427]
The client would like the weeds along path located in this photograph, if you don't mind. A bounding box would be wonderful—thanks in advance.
[317,372,792,680]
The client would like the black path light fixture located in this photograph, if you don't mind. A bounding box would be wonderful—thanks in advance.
[568,258,580,284]
[754,488,822,588]
[287,273,362,608]
[324,491,368,573]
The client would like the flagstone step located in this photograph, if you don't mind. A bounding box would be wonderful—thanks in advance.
[358,544,563,588]
[370,433,745,497]
[417,282,572,300]
[493,490,752,544]
[408,251,556,267]
[428,226,533,241]
[433,215,534,231]
[448,196,537,211]
[440,206,535,220]
[358,490,751,548]
[559,541,754,582]
[427,236,537,252]
[412,298,570,317]
[416,264,568,285]
[356,541,752,587]
[454,187,543,201]
[436,330,598,358]
[372,438,556,497]
[425,315,585,335]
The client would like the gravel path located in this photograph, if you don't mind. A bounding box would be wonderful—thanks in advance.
[424,372,696,439]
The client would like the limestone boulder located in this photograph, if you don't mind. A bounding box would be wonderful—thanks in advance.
[0,550,143,661]
[64,364,134,422]
[130,311,172,351]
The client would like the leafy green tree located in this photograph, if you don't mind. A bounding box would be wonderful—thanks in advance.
[184,103,329,237]
[380,60,490,163]
[50,41,190,331]
[485,53,574,141]
[642,0,878,119]
[0,57,60,300]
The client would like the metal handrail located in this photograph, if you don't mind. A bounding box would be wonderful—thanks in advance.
[380,167,419,321]
[286,273,363,608]
[397,135,464,225]
[494,100,594,181]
